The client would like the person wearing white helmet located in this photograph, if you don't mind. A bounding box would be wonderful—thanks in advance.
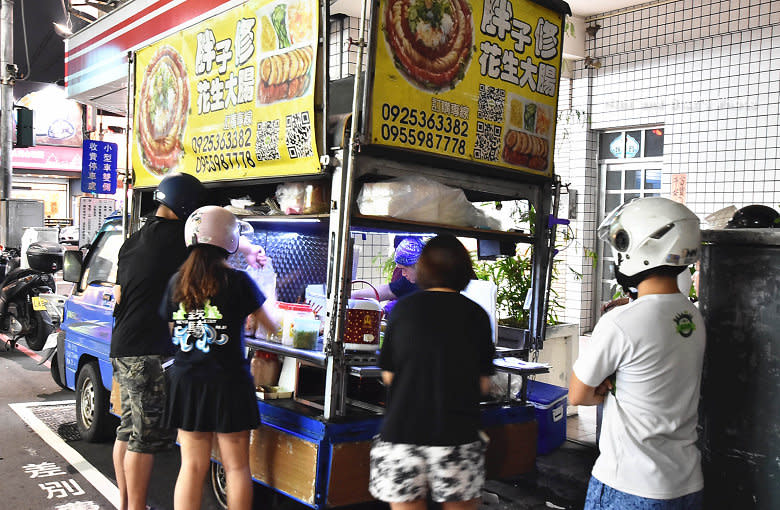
[569,197,705,509]
[110,173,269,510]
[159,206,279,510]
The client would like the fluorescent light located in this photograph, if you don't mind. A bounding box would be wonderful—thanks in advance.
[53,22,72,37]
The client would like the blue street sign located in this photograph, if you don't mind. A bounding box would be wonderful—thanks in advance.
[81,140,118,194]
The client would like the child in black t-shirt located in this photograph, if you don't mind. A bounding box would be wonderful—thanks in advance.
[160,206,278,510]
[369,235,495,510]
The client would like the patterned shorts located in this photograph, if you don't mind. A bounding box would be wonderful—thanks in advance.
[112,356,175,454]
[584,477,703,510]
[369,437,486,503]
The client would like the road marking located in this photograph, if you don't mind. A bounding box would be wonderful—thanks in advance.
[9,401,120,509]
[0,335,51,368]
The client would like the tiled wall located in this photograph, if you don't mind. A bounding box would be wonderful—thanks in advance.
[352,232,392,288]
[555,0,780,331]
[328,15,367,80]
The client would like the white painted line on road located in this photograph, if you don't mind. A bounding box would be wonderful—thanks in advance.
[9,401,120,509]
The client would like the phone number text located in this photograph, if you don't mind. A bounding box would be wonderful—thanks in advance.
[195,151,256,173]
[191,128,252,154]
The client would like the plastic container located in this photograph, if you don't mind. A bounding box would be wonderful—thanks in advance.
[250,351,281,387]
[523,380,568,455]
[279,302,315,346]
[292,317,320,350]
[26,242,63,272]
[345,298,381,351]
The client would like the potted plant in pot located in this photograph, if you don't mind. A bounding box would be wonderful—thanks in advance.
[473,246,564,348]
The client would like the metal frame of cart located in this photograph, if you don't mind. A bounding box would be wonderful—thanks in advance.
[111,0,573,507]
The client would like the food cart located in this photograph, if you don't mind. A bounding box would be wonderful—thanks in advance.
[115,0,572,506]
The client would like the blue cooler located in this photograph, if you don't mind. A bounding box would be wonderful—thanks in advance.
[525,380,568,455]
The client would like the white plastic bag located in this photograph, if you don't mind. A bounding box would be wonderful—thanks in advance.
[356,176,500,229]
[275,183,306,215]
[245,259,278,338]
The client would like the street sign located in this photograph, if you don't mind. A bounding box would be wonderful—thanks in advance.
[81,140,118,194]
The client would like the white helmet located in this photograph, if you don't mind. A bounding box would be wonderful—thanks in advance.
[598,197,700,278]
[184,206,252,254]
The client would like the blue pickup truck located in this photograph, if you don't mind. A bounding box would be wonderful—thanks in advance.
[55,213,124,441]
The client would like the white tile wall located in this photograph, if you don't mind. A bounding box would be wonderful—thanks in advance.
[555,0,780,330]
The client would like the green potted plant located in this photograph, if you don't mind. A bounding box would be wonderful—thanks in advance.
[473,246,563,346]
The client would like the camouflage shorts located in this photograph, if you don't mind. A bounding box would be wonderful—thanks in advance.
[112,355,175,454]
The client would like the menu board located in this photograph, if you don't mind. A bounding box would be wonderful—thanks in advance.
[132,0,320,188]
[368,0,565,177]
[79,197,117,247]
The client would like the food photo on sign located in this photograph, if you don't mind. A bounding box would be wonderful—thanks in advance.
[256,0,317,104]
[135,46,190,176]
[370,0,566,177]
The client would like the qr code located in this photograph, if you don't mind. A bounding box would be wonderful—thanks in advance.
[255,120,280,161]
[285,112,313,159]
[477,84,506,123]
[473,121,502,162]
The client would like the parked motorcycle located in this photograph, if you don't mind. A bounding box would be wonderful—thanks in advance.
[0,241,66,352]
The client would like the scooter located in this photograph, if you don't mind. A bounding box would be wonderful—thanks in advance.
[0,242,66,352]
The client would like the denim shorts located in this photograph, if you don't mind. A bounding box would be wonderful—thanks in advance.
[112,356,175,453]
[369,437,486,503]
[584,476,703,510]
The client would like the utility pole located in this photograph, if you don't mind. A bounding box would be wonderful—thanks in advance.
[0,0,13,207]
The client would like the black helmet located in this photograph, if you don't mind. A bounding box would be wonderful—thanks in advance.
[153,173,206,220]
[726,205,779,229]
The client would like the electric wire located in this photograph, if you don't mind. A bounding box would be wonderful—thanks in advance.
[18,0,31,80]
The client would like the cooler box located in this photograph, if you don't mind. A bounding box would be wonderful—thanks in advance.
[525,380,568,455]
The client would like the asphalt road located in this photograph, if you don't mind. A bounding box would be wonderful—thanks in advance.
[0,339,224,510]
[0,336,596,510]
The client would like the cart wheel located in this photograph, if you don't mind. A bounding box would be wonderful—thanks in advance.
[210,461,228,509]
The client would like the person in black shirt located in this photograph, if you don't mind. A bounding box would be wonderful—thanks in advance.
[369,235,495,510]
[160,206,278,510]
[110,173,268,510]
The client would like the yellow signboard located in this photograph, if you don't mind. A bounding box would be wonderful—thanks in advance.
[132,0,320,187]
[369,0,565,177]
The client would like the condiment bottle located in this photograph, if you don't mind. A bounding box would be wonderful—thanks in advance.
[251,351,281,387]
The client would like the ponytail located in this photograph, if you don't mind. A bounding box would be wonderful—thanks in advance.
[173,245,229,310]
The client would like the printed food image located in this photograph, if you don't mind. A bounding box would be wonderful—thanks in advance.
[136,46,189,175]
[260,16,277,52]
[257,46,314,104]
[509,99,524,129]
[502,130,549,170]
[383,0,473,90]
[523,103,537,132]
[287,1,315,45]
[272,4,292,49]
[535,104,552,137]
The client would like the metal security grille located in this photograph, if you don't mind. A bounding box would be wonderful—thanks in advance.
[30,403,81,442]
[234,231,329,303]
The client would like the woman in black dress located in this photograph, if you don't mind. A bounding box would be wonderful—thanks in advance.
[369,234,495,510]
[160,206,277,510]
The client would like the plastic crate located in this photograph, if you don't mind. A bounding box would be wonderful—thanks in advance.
[525,380,568,455]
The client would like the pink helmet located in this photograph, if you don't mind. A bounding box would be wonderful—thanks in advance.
[184,206,252,254]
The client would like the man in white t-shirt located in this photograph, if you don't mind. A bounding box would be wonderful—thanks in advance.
[570,197,705,509]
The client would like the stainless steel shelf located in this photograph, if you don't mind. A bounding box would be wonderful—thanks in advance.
[246,338,327,367]
[351,214,533,243]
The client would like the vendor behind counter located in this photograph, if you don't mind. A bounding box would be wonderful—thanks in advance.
[351,237,425,314]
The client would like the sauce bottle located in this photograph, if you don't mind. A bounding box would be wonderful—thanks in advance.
[251,351,281,388]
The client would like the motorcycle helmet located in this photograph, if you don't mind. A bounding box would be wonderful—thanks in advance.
[394,237,425,267]
[153,172,207,220]
[725,204,779,228]
[184,206,253,254]
[598,197,700,295]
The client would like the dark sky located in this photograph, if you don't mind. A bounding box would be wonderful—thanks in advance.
[12,0,89,84]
